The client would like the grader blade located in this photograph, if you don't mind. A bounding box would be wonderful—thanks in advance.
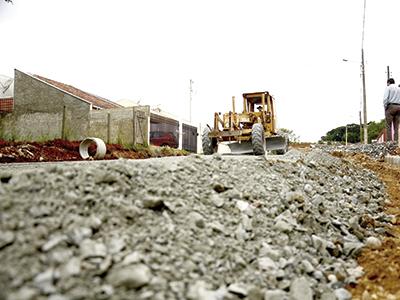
[265,136,288,152]
[226,141,253,155]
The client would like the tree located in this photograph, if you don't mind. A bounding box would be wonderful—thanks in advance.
[321,123,361,143]
[367,119,385,142]
[320,119,385,143]
[4,0,12,3]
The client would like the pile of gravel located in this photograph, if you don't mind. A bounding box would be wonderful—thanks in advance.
[0,150,390,300]
[315,142,398,159]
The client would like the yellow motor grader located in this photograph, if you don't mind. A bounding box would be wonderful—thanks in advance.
[202,91,288,155]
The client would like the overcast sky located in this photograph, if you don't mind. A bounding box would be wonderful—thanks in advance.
[1,0,400,142]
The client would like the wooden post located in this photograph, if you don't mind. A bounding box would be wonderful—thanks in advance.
[61,105,66,139]
[107,113,111,144]
[132,107,136,146]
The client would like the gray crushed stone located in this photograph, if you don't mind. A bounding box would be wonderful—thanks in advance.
[315,142,397,159]
[0,149,390,299]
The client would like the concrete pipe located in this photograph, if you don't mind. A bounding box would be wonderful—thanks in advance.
[79,137,107,159]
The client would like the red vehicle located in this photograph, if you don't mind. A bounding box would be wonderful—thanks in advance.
[150,131,179,148]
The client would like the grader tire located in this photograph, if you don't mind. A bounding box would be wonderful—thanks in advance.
[252,123,265,155]
[202,128,215,155]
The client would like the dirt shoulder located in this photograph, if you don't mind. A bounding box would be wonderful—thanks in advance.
[0,139,188,163]
[342,153,400,299]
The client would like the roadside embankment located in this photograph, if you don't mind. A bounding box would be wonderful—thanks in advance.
[0,149,391,299]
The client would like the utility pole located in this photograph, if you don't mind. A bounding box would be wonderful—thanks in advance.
[361,0,368,144]
[361,48,368,144]
[387,66,391,80]
[189,79,193,124]
[359,110,363,142]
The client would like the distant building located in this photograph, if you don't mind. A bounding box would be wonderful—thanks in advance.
[1,71,122,114]
[0,75,14,113]
[0,69,197,152]
[0,69,148,145]
[113,103,198,152]
[33,74,122,110]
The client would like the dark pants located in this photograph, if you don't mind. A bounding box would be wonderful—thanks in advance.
[385,104,400,141]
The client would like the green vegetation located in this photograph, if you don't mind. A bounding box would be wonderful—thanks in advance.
[132,144,189,157]
[367,119,386,142]
[132,143,150,152]
[0,127,18,141]
[150,145,189,157]
[320,119,385,143]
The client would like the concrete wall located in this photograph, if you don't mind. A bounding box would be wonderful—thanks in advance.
[88,106,150,146]
[3,69,92,141]
[0,69,150,146]
[0,111,62,141]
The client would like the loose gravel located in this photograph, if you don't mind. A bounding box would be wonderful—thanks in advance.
[315,142,398,160]
[0,150,391,300]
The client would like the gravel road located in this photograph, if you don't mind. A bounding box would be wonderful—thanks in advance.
[0,157,185,175]
[0,150,390,300]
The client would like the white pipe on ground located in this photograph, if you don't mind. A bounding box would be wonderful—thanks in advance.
[79,137,107,159]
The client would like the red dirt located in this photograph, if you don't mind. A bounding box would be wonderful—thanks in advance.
[0,139,186,163]
[342,153,400,299]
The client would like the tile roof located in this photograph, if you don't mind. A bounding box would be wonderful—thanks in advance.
[33,75,123,109]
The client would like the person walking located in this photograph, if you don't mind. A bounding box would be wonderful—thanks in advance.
[383,78,400,142]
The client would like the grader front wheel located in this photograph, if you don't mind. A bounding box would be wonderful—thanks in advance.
[202,128,216,155]
[252,123,266,155]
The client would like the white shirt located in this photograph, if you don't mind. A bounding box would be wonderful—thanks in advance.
[383,84,400,108]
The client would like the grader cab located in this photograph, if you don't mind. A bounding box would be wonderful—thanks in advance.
[202,91,288,155]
